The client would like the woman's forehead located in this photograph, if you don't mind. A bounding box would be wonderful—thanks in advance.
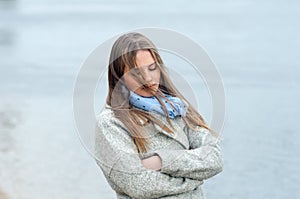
[135,50,155,67]
[124,62,157,74]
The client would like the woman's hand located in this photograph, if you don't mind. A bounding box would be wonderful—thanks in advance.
[141,155,162,171]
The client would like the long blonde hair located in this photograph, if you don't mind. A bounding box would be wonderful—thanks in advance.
[106,32,218,153]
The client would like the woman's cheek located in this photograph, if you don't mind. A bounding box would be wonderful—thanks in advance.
[128,81,141,91]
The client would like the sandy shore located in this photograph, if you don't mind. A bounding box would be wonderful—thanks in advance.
[0,188,11,199]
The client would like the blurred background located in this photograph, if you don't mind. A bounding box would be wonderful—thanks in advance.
[0,0,300,198]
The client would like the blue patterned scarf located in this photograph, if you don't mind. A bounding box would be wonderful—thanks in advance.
[129,91,188,119]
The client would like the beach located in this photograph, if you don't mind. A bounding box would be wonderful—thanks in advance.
[0,0,300,198]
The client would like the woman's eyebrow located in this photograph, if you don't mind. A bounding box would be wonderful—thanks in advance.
[137,62,156,68]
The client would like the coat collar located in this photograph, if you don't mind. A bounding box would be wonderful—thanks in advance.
[104,104,190,149]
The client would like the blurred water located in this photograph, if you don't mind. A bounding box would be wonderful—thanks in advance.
[0,0,300,198]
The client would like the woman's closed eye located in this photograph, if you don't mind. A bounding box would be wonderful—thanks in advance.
[128,63,159,79]
[148,63,158,71]
[131,68,141,76]
[132,63,158,75]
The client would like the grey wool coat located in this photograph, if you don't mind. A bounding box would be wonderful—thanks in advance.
[94,104,224,199]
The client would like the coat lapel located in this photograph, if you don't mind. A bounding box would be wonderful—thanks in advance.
[106,104,190,150]
[146,111,190,150]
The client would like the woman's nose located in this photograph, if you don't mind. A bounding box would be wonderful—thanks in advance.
[143,71,152,83]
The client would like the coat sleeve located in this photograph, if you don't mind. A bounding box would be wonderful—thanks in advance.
[154,125,224,181]
[94,113,203,199]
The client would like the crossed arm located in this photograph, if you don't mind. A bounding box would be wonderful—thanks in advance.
[95,112,223,198]
[95,116,204,199]
[142,125,224,181]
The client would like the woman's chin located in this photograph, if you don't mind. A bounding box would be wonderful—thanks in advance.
[134,88,157,97]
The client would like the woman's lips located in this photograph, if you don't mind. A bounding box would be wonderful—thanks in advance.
[140,84,157,91]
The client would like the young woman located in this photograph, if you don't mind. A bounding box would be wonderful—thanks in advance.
[94,32,223,199]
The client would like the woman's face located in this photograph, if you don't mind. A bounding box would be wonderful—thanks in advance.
[123,50,161,97]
